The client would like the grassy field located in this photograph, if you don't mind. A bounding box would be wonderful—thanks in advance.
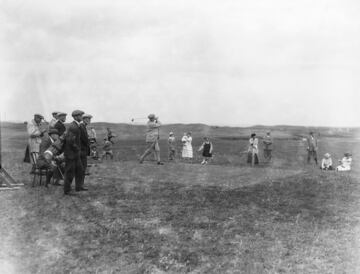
[1,123,359,273]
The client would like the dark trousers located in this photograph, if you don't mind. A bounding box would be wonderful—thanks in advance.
[64,158,83,193]
[307,150,318,164]
[80,155,87,187]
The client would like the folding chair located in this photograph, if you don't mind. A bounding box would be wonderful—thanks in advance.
[30,152,50,187]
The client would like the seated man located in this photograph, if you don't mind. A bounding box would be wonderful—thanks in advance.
[336,153,352,171]
[36,129,65,186]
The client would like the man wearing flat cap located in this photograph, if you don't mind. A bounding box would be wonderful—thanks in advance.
[54,112,67,137]
[37,128,63,186]
[27,113,47,166]
[79,114,92,183]
[139,114,164,165]
[49,111,60,128]
[63,110,86,194]
[306,131,318,165]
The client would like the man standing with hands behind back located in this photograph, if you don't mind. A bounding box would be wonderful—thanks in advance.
[63,110,86,195]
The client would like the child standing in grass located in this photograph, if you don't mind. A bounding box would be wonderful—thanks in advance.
[198,137,213,165]
[168,132,176,161]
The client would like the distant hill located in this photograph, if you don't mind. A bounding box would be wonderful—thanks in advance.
[1,122,358,140]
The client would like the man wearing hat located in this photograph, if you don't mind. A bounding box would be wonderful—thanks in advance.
[139,114,164,165]
[63,110,86,194]
[306,131,318,165]
[27,113,47,165]
[54,112,67,137]
[49,111,60,128]
[80,114,92,181]
[263,131,273,162]
[37,128,63,186]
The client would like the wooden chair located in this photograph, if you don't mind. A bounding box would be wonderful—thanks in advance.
[30,152,49,187]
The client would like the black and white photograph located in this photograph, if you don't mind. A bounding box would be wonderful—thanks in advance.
[0,0,359,273]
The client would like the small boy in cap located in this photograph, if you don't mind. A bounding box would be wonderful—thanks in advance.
[320,153,333,170]
[168,132,176,161]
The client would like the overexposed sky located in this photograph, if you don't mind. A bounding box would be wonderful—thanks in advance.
[0,0,359,126]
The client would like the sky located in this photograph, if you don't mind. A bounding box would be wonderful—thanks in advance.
[0,0,359,127]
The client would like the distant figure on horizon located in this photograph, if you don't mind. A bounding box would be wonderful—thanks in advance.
[182,132,193,161]
[247,133,259,166]
[320,153,333,170]
[263,131,273,161]
[168,132,176,161]
[306,131,318,165]
[336,153,352,171]
[139,114,163,165]
[198,137,213,165]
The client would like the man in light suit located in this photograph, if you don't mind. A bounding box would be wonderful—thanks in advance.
[27,114,47,166]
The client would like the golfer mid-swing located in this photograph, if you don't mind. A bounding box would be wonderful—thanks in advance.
[139,114,164,165]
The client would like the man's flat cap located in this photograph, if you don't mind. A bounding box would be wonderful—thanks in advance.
[83,114,93,119]
[52,111,60,115]
[57,112,67,117]
[72,110,84,117]
[34,113,44,119]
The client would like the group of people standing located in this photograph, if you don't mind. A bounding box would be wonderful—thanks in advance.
[139,114,214,165]
[26,110,96,194]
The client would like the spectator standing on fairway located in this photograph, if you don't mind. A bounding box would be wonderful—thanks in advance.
[63,110,86,195]
[320,153,333,170]
[263,131,273,161]
[27,113,47,166]
[139,114,163,165]
[307,131,318,165]
[168,132,176,161]
[54,112,67,137]
[49,111,59,128]
[247,133,259,165]
[182,132,193,161]
[336,153,352,171]
[80,114,92,180]
[198,137,213,165]
[101,138,114,160]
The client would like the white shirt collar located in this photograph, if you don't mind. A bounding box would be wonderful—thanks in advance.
[74,120,81,126]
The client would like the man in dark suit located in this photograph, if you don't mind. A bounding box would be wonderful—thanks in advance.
[79,114,92,187]
[306,131,318,165]
[54,112,67,137]
[63,110,87,195]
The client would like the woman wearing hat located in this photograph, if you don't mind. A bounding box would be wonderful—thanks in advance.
[336,153,352,171]
[139,114,164,165]
[320,153,333,170]
[247,133,259,165]
[181,132,193,161]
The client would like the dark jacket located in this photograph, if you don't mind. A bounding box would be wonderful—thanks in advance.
[80,123,90,156]
[37,135,53,167]
[54,120,66,137]
[63,121,81,160]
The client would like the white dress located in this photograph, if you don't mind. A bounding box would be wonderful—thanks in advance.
[182,136,193,158]
[336,157,352,171]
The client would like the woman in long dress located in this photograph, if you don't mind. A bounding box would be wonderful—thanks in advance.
[182,132,193,161]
